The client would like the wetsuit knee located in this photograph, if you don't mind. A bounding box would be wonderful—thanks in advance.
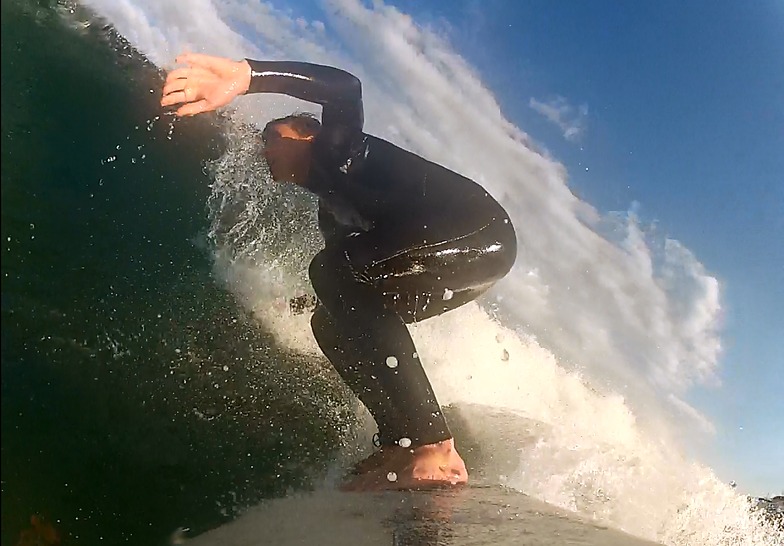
[497,220,518,278]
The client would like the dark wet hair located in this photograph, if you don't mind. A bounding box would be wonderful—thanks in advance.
[262,112,322,142]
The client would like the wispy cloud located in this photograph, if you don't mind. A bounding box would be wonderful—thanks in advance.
[668,394,717,436]
[84,0,723,423]
[84,0,721,400]
[73,2,747,538]
[529,96,588,142]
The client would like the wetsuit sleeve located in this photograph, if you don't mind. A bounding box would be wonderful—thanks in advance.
[244,60,364,152]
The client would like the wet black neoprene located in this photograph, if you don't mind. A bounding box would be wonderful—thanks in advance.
[246,59,517,447]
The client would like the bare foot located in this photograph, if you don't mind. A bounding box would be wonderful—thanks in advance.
[341,438,468,491]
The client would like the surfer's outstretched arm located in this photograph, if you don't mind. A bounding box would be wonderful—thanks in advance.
[161,54,363,137]
[244,60,361,108]
[246,59,364,140]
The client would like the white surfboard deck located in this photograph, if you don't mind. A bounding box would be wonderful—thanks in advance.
[185,403,662,545]
[186,484,662,546]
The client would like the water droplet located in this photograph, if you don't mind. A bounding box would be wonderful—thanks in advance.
[385,356,398,368]
[442,288,454,301]
[170,527,190,545]
[398,437,412,448]
[386,472,397,482]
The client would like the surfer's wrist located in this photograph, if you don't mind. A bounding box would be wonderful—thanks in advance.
[237,59,252,95]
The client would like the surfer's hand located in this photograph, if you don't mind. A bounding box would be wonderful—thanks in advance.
[161,53,251,117]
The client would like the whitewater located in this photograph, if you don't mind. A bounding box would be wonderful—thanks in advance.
[75,0,781,544]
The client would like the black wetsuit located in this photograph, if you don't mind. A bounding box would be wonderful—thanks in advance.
[247,60,517,447]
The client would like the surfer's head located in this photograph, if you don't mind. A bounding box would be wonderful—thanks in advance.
[262,113,321,185]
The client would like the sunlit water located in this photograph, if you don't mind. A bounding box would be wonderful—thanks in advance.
[2,1,780,545]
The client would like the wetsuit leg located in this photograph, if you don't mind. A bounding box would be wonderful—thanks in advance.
[309,212,516,447]
[311,305,407,442]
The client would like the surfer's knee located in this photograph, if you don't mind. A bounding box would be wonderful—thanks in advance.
[497,232,517,278]
[486,217,518,281]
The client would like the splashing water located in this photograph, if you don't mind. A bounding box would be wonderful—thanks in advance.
[205,121,323,351]
[199,115,781,546]
[76,1,782,544]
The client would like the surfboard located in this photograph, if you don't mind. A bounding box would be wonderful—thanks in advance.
[185,404,662,546]
[185,484,663,546]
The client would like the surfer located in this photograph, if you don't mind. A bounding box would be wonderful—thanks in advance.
[161,54,517,491]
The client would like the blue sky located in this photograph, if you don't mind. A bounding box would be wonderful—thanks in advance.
[91,0,781,496]
[382,0,783,493]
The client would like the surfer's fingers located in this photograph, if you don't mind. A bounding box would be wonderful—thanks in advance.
[162,68,214,97]
[176,99,212,117]
[162,77,188,97]
[162,76,203,98]
[165,66,214,82]
[160,91,183,107]
[161,77,210,106]
[161,87,194,107]
[176,53,234,73]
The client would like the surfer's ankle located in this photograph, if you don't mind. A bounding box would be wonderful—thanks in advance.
[415,437,457,453]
